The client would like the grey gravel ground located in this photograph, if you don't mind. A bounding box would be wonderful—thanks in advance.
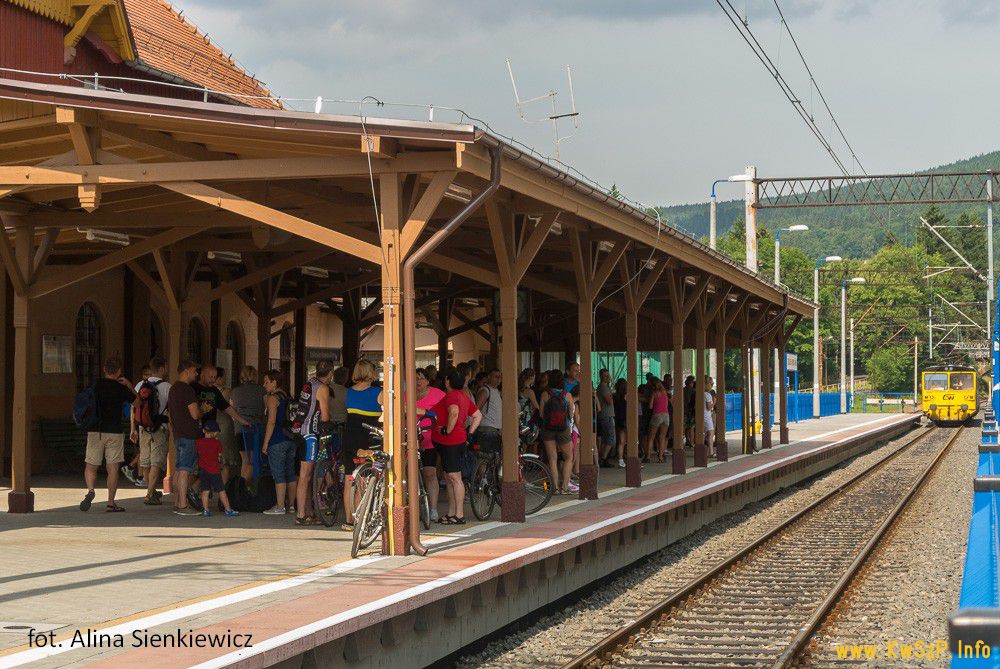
[798,425,976,669]
[456,424,973,669]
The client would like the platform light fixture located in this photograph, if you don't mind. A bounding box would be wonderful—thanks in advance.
[78,228,129,246]
[443,183,473,204]
[300,266,329,279]
[207,251,242,263]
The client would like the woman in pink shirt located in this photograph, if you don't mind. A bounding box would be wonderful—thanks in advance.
[415,368,445,522]
[648,378,670,462]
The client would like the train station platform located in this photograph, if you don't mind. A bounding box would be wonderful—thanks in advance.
[0,412,918,669]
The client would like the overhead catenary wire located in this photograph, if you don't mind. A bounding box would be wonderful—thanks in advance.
[714,1,899,245]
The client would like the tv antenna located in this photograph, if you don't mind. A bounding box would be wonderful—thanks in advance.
[506,59,581,160]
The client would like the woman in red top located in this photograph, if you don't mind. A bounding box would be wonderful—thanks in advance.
[431,369,482,525]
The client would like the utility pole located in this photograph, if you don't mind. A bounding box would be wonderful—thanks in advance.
[928,306,933,359]
[744,165,760,436]
[913,335,918,405]
[988,179,995,343]
[849,317,855,409]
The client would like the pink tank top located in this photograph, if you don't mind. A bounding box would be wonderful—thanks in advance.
[652,391,669,415]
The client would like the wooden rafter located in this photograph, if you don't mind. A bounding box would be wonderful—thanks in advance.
[184,250,327,311]
[399,170,457,257]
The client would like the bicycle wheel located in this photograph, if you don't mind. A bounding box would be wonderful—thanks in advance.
[351,474,384,558]
[312,458,340,527]
[348,462,372,522]
[521,455,554,515]
[470,457,496,521]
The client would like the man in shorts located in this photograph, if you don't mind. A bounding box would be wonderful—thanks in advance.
[168,360,207,515]
[596,368,616,467]
[80,358,135,512]
[130,356,171,505]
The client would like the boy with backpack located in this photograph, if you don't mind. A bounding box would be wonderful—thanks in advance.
[76,358,135,512]
[130,357,171,505]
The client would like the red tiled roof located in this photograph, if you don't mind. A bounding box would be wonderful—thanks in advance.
[121,0,280,109]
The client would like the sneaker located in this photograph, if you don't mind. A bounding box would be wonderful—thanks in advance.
[173,506,200,516]
[285,506,294,514]
[121,466,138,486]
[566,482,580,493]
[224,509,240,517]
[134,476,146,488]
[79,489,95,512]
[263,505,286,515]
[430,509,439,522]
[618,458,626,468]
[201,509,212,517]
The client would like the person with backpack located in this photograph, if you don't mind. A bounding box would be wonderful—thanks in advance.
[474,368,502,453]
[78,357,135,513]
[261,369,296,515]
[539,369,577,495]
[289,359,335,526]
[167,360,209,516]
[129,357,171,505]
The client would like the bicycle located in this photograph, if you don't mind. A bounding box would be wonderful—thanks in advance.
[469,446,554,521]
[312,424,350,527]
[350,421,432,557]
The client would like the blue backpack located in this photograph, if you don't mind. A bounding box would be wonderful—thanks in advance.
[72,386,100,430]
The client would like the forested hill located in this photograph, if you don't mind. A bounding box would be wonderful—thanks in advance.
[658,150,1000,258]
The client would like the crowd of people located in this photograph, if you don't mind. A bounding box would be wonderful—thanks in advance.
[75,353,720,525]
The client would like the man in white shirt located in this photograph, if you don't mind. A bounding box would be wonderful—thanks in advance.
[130,357,172,505]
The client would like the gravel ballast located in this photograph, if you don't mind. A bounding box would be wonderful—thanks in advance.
[455,424,974,669]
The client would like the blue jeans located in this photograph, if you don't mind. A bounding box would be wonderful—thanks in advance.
[268,440,297,484]
[240,424,265,479]
[175,437,197,473]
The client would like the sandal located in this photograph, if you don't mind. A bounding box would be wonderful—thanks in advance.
[438,515,456,524]
[106,503,125,512]
[451,517,467,525]
[295,516,315,526]
[341,523,354,531]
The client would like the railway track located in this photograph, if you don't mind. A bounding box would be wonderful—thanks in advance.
[558,424,962,669]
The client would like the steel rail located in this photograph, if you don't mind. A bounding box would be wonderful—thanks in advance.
[772,424,965,667]
[557,421,939,669]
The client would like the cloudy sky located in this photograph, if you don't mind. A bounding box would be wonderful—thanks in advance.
[182,0,996,206]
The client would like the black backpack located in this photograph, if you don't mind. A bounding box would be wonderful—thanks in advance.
[225,474,277,513]
[541,390,569,431]
[288,382,313,435]
[72,386,100,430]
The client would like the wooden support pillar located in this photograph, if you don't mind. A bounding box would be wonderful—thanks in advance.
[379,173,407,555]
[436,297,451,370]
[209,282,221,360]
[624,308,641,486]
[760,336,772,449]
[8,221,33,512]
[577,301,597,499]
[671,321,686,475]
[255,307,270,374]
[499,285,524,520]
[693,326,708,467]
[342,288,360,371]
[0,266,9,478]
[714,326,728,461]
[163,304,183,494]
[293,304,306,389]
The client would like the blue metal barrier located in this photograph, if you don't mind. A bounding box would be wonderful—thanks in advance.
[951,409,1000,667]
[722,392,849,432]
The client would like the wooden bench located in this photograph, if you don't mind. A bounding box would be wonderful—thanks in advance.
[39,418,87,472]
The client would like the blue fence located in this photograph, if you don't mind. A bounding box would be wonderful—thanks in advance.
[723,392,849,433]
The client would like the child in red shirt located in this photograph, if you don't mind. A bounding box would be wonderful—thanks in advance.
[196,421,238,517]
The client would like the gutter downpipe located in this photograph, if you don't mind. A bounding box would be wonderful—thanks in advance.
[402,144,502,556]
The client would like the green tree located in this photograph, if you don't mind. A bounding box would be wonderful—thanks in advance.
[867,346,912,392]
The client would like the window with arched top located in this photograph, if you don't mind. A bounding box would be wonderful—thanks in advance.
[75,302,102,391]
[225,321,244,378]
[186,318,206,365]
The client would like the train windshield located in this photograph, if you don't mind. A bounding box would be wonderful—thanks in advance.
[950,373,974,390]
[924,374,948,391]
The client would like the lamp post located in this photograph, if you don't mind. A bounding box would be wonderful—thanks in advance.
[709,172,754,393]
[841,277,866,413]
[813,256,842,417]
[849,317,855,407]
[773,225,809,402]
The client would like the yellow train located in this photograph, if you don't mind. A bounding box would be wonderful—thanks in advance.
[921,365,979,425]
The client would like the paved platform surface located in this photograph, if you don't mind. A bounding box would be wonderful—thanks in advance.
[0,412,917,668]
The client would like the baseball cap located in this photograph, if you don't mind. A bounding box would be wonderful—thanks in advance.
[202,420,221,433]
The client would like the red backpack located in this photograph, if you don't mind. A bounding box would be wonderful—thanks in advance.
[542,389,569,431]
[135,380,166,432]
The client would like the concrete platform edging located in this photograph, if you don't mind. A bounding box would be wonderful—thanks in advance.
[190,415,919,669]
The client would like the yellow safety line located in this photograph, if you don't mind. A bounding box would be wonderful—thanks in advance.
[0,553,358,657]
